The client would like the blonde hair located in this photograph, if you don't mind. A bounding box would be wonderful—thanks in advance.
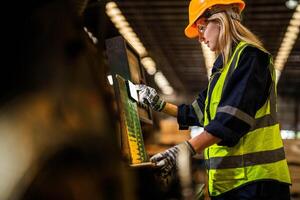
[208,6,268,65]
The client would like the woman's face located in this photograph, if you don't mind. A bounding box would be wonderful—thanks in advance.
[196,18,220,51]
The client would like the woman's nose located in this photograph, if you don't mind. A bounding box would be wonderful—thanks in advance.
[198,35,204,43]
[198,34,206,44]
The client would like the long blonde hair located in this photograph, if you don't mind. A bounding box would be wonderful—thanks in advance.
[208,6,268,65]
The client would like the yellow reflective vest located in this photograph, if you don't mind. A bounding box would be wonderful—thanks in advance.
[203,41,291,197]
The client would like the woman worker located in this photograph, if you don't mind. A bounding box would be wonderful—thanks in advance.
[137,0,291,199]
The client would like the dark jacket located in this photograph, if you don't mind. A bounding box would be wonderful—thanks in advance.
[177,46,272,147]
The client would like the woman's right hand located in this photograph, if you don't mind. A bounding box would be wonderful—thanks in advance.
[136,84,166,112]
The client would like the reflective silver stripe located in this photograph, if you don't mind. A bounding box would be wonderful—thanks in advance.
[217,106,255,127]
[217,87,278,130]
[250,114,278,131]
[192,100,204,126]
[205,147,285,169]
[217,106,278,131]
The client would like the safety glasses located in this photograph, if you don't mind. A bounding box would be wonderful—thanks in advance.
[195,18,217,38]
[195,18,209,37]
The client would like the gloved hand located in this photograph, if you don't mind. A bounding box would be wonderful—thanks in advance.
[136,84,166,112]
[150,141,196,178]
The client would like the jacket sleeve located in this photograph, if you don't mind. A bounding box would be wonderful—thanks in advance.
[177,88,207,130]
[204,46,272,147]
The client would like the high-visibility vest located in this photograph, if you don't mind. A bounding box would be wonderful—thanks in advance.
[203,41,291,197]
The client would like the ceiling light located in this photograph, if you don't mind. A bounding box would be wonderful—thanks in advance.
[107,75,113,85]
[162,85,174,95]
[115,20,129,29]
[141,57,157,75]
[106,1,117,9]
[106,1,173,94]
[286,0,298,9]
[275,69,282,82]
[154,71,174,95]
[274,3,300,79]
[83,27,98,44]
[290,19,300,26]
[106,2,147,57]
[154,72,169,86]
[106,7,121,16]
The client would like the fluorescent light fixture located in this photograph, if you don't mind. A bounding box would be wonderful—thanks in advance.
[107,75,113,85]
[275,69,281,83]
[201,43,216,79]
[106,1,173,95]
[154,71,174,95]
[290,19,300,26]
[286,0,298,9]
[141,57,157,75]
[162,85,174,95]
[83,27,98,44]
[106,7,120,16]
[274,3,300,76]
[106,1,117,9]
[154,71,169,86]
[105,1,147,56]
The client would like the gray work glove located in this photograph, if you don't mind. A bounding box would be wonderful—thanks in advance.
[150,141,196,178]
[136,84,166,112]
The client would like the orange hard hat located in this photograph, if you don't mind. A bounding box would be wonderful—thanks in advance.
[184,0,245,38]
